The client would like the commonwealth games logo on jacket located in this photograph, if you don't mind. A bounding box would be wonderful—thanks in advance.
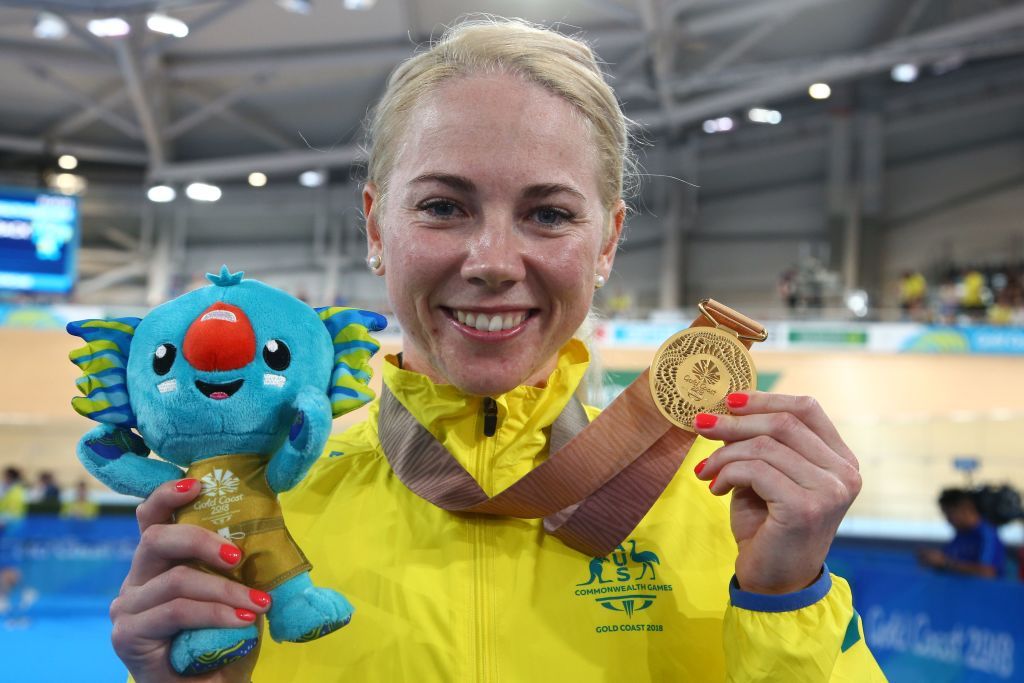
[573,539,674,621]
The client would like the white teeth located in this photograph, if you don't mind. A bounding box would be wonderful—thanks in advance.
[157,379,177,394]
[452,309,529,331]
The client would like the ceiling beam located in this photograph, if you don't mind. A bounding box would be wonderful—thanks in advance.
[0,134,148,165]
[683,0,849,37]
[176,85,298,150]
[163,26,643,81]
[43,82,131,139]
[26,63,141,140]
[150,145,362,183]
[113,31,165,169]
[0,38,113,74]
[634,3,1024,131]
[164,74,274,142]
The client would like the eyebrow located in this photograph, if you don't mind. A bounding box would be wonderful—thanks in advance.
[408,173,476,193]
[409,174,586,202]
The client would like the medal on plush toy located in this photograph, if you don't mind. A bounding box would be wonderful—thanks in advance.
[67,266,386,676]
[649,300,762,431]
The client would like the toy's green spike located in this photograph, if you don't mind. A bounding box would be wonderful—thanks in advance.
[206,265,245,287]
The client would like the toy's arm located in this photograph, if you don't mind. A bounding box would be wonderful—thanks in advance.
[77,424,184,499]
[266,386,333,494]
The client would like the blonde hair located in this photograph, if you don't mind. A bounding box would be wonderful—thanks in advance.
[365,17,634,229]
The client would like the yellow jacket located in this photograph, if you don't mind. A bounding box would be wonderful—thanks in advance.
[0,482,27,521]
[257,340,886,681]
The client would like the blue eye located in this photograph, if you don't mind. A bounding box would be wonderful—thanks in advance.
[423,200,458,218]
[534,207,570,226]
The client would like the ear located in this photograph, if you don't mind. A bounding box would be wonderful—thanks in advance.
[597,199,625,279]
[315,307,388,418]
[67,317,141,427]
[363,183,384,274]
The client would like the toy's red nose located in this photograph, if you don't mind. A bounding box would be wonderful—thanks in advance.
[183,302,256,372]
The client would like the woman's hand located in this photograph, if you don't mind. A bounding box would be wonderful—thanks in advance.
[692,391,862,595]
[110,479,270,682]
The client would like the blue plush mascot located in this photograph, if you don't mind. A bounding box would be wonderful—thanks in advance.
[67,266,386,676]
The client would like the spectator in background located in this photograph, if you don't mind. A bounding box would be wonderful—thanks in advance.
[0,467,28,613]
[898,270,928,321]
[60,481,98,520]
[919,488,1006,578]
[35,471,60,508]
[960,269,989,320]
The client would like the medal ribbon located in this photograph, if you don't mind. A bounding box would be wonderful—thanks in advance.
[378,300,765,556]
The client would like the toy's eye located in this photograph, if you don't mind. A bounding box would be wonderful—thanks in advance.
[153,343,176,376]
[263,339,290,371]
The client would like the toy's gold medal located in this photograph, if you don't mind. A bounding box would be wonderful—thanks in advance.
[649,304,759,432]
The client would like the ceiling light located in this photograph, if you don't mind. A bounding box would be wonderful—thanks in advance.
[299,170,325,188]
[748,108,782,124]
[146,13,189,38]
[34,12,68,40]
[344,0,376,9]
[276,0,312,14]
[808,82,831,100]
[57,154,78,170]
[147,185,176,203]
[49,172,87,195]
[701,117,735,134]
[248,172,268,187]
[87,17,131,38]
[890,63,918,83]
[185,182,221,202]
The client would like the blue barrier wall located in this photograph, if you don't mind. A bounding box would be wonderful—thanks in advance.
[830,540,1023,682]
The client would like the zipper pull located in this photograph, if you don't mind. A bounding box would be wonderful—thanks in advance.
[482,397,498,437]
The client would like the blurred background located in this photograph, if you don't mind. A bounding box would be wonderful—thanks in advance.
[0,0,1022,681]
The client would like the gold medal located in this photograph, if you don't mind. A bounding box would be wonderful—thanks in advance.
[649,323,758,432]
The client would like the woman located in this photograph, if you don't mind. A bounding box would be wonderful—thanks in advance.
[112,18,884,682]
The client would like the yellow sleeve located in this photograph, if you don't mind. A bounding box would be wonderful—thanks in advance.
[724,572,887,681]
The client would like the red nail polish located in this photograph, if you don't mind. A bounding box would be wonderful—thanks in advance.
[709,477,717,491]
[250,589,271,608]
[220,545,242,565]
[694,458,708,476]
[695,413,718,429]
[727,392,749,409]
[236,608,256,622]
[175,478,197,493]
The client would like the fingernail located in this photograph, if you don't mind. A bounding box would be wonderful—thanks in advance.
[709,477,717,492]
[695,413,718,429]
[175,478,197,493]
[220,545,242,565]
[249,589,271,608]
[235,608,256,622]
[694,458,708,476]
[727,392,749,409]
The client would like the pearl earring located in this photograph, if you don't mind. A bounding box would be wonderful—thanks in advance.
[366,254,382,271]
[594,274,606,289]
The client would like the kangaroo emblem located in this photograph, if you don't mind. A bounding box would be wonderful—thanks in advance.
[577,557,612,586]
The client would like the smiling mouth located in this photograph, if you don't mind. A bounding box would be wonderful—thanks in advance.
[195,379,244,400]
[444,307,536,333]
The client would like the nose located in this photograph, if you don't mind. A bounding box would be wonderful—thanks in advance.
[183,302,256,372]
[460,217,526,289]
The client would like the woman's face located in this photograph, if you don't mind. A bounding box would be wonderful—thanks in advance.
[364,73,623,396]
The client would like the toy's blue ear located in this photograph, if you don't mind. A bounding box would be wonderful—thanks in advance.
[316,307,387,418]
[67,317,141,427]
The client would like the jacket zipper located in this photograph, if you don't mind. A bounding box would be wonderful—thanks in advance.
[473,398,497,680]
